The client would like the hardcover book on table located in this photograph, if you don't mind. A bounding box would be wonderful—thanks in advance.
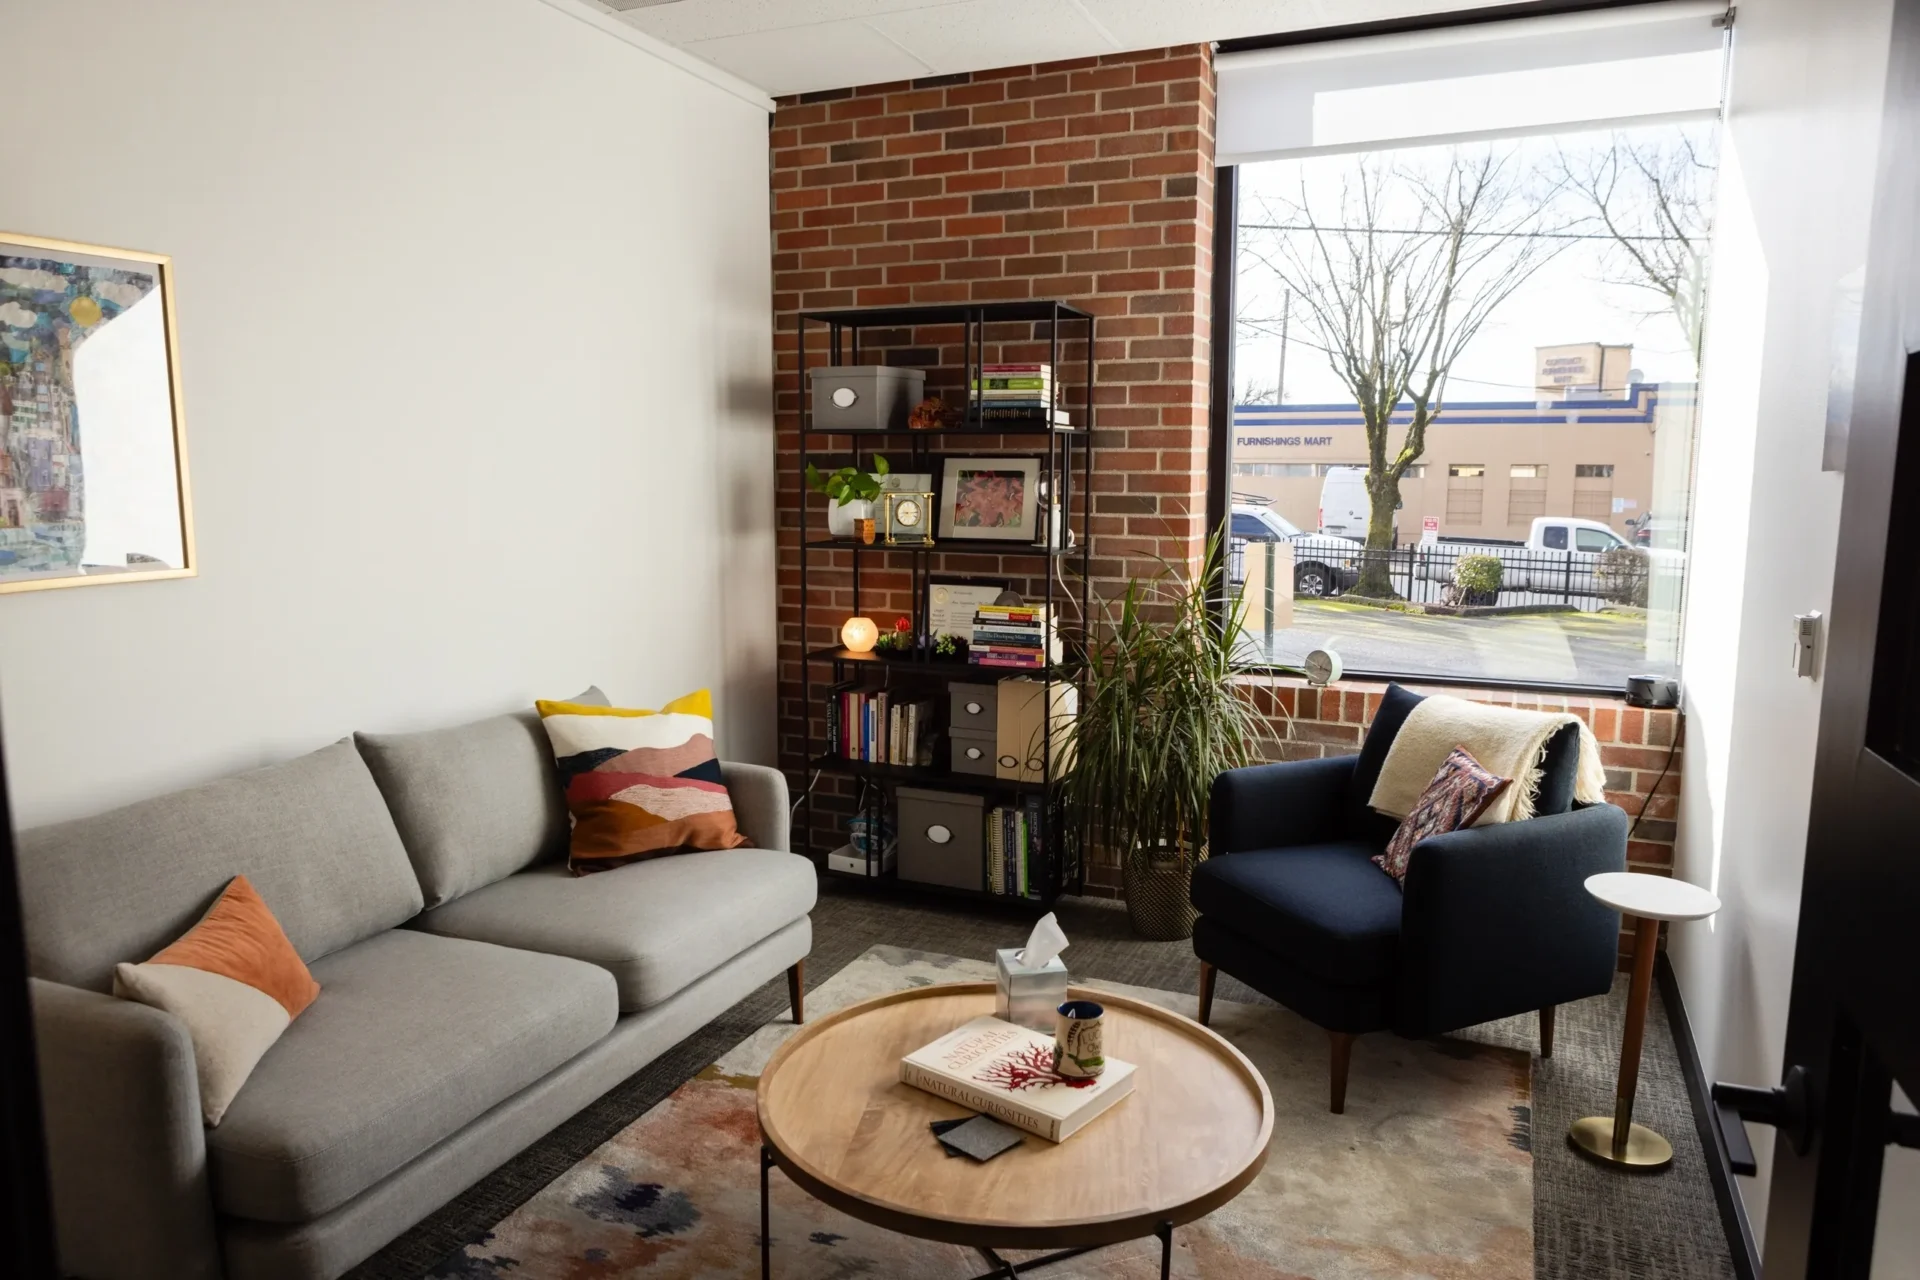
[899,1015,1135,1142]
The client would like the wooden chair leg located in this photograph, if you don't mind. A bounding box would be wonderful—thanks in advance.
[787,959,805,1025]
[1540,1004,1556,1059]
[1196,961,1217,1027]
[1329,1031,1355,1114]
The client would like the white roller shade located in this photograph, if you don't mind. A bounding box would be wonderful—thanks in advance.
[1217,2,1728,165]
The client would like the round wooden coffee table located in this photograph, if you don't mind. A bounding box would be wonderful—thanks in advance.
[756,981,1273,1279]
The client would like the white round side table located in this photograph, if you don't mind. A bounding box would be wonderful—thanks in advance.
[1571,871,1721,1170]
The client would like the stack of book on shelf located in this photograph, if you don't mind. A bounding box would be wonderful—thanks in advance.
[971,363,1070,425]
[899,1015,1136,1142]
[827,689,934,766]
[986,796,1047,899]
[968,604,1060,669]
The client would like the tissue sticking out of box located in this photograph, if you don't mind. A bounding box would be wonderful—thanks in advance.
[1018,912,1069,970]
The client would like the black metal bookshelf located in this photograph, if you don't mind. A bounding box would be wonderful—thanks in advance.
[797,301,1095,909]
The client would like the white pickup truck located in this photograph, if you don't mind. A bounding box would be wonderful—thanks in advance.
[1413,516,1634,592]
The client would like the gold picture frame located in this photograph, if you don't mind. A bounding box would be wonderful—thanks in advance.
[0,232,196,594]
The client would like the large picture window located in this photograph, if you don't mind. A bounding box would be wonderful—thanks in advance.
[1216,7,1725,690]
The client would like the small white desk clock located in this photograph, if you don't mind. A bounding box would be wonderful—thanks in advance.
[1304,647,1343,686]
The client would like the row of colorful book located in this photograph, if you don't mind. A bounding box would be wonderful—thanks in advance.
[826,688,933,766]
[970,362,1071,424]
[968,603,1059,670]
[985,796,1047,899]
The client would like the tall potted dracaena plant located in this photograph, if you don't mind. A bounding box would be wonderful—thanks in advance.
[1055,536,1278,940]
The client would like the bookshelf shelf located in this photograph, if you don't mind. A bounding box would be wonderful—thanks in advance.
[798,300,1094,905]
[804,537,1074,559]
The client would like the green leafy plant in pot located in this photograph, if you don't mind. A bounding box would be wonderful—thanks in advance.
[805,456,890,539]
[1054,536,1279,940]
[1451,553,1504,608]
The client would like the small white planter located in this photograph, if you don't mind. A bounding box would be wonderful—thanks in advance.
[826,498,872,538]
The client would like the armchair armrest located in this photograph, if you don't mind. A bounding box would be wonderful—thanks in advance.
[30,978,220,1280]
[1209,754,1359,854]
[1392,803,1628,1039]
[721,761,791,853]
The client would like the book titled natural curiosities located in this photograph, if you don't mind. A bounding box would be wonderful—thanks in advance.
[900,1015,1136,1142]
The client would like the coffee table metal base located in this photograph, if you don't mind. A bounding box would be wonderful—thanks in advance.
[760,1145,1174,1280]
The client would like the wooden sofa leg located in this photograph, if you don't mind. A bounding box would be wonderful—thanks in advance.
[787,960,805,1025]
[1196,961,1217,1027]
[1540,1005,1556,1059]
[1329,1032,1355,1114]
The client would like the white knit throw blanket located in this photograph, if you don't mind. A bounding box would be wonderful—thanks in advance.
[1367,694,1608,824]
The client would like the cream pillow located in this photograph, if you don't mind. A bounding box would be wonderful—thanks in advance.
[113,875,321,1125]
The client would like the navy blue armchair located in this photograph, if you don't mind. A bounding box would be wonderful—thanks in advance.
[1191,684,1627,1113]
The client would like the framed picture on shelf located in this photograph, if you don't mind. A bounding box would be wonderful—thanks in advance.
[926,576,1009,641]
[937,456,1043,541]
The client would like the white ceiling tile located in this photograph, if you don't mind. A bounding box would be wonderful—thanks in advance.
[868,0,1120,74]
[610,0,1510,98]
[620,0,962,44]
[685,22,936,96]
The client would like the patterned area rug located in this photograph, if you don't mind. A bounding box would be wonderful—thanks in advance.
[428,946,1533,1279]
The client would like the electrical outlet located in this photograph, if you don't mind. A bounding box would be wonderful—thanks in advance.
[1792,612,1822,678]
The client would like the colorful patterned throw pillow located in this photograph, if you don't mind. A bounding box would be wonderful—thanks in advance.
[1374,745,1511,884]
[536,689,747,874]
[113,876,321,1126]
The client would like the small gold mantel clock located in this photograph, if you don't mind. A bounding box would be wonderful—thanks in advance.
[882,490,936,545]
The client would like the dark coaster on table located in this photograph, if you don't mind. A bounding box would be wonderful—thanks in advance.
[936,1115,1025,1162]
[930,1115,972,1156]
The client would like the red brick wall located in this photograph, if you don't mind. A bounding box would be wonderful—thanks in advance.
[771,49,1218,855]
[1079,676,1683,965]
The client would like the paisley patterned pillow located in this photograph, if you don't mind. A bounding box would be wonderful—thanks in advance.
[1374,746,1511,884]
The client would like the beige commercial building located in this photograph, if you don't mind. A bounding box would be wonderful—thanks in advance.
[1230,380,1697,545]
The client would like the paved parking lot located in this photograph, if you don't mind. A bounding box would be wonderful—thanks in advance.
[1239,599,1671,688]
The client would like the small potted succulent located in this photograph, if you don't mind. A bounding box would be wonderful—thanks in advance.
[872,616,969,662]
[805,456,890,542]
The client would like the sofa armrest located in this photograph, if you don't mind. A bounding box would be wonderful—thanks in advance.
[30,978,220,1280]
[721,761,791,853]
[1210,755,1359,854]
[1392,803,1628,1039]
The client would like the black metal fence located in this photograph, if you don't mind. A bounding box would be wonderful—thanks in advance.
[1230,538,1651,611]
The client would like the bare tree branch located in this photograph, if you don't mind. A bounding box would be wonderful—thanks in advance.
[1238,145,1570,593]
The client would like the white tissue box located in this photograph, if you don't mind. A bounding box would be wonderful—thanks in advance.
[995,947,1069,1031]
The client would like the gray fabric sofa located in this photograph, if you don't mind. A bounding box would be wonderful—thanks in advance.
[16,707,816,1280]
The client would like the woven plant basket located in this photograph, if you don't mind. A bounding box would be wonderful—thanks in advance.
[1122,849,1200,941]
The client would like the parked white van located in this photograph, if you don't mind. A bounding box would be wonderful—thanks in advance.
[1318,466,1372,540]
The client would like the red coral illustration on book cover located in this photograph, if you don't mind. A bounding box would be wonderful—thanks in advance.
[972,1041,1097,1091]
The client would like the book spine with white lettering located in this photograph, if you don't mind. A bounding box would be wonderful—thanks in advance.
[898,1060,1065,1141]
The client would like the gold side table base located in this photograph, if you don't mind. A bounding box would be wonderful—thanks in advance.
[1568,1116,1673,1170]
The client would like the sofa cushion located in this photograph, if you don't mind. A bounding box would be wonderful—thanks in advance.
[1190,842,1404,986]
[355,687,609,909]
[413,847,817,1012]
[207,929,616,1222]
[17,740,423,992]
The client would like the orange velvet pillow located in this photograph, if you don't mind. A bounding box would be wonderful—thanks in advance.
[113,876,320,1124]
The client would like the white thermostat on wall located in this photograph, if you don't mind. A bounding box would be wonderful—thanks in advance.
[1304,647,1343,687]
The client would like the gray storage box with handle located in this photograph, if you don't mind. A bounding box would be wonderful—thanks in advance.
[809,365,926,432]
[896,786,985,890]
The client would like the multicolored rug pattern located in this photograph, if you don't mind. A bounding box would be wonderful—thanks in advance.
[428,947,1533,1279]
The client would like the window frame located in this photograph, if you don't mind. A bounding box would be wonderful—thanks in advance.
[1208,6,1714,697]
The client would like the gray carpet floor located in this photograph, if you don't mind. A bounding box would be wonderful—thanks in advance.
[350,885,1737,1280]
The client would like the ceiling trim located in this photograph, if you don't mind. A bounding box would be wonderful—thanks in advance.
[532,0,776,112]
[1215,0,1689,54]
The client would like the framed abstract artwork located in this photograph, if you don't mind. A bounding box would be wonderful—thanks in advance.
[0,233,195,593]
[937,456,1042,542]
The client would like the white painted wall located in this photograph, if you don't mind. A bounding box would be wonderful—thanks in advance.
[1670,0,1895,1252]
[0,0,777,827]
